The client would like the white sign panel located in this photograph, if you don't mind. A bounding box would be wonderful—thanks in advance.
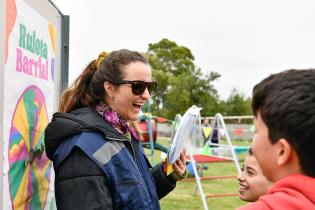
[4,0,56,209]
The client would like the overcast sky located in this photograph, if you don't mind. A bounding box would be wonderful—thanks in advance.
[52,0,315,100]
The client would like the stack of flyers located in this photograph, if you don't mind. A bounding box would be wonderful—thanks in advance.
[168,105,202,164]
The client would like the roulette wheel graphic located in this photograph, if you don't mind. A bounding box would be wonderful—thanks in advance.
[8,85,52,209]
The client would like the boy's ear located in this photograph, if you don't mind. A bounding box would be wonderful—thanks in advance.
[276,139,292,166]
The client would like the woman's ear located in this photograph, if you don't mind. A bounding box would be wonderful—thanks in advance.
[104,81,114,98]
[276,139,292,166]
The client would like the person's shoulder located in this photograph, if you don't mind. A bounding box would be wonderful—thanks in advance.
[236,200,270,210]
[57,147,104,180]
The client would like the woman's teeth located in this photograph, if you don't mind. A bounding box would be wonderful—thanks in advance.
[133,103,142,108]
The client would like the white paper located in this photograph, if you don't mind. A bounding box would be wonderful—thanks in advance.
[168,105,202,163]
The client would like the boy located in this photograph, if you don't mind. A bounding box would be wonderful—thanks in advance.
[237,148,272,202]
[238,69,315,210]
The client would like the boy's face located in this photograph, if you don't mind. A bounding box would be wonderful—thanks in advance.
[237,155,272,202]
[252,112,278,182]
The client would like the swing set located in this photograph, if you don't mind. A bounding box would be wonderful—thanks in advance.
[183,113,249,210]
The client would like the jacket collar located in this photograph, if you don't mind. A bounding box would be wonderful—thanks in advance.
[45,107,129,160]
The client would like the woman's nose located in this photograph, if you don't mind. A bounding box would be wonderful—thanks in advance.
[141,87,150,99]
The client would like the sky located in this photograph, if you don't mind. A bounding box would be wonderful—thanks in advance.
[52,0,315,100]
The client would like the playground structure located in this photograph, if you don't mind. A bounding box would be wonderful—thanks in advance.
[138,107,251,210]
[203,115,254,141]
[169,111,249,210]
[138,113,170,163]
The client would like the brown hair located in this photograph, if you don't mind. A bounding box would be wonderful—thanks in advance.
[59,49,149,137]
[59,49,149,112]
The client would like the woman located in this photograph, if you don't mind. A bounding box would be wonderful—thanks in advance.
[45,49,186,210]
[237,148,273,202]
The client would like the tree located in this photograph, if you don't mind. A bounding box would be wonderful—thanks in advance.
[146,38,221,119]
[223,88,252,116]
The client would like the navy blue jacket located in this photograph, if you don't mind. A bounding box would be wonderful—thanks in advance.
[45,107,176,210]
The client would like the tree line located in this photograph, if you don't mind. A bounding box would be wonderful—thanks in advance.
[144,38,252,120]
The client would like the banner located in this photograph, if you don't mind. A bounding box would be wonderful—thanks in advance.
[4,0,56,209]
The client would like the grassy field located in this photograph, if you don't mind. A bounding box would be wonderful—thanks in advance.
[144,138,251,210]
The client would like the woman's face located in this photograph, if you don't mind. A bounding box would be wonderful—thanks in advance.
[106,61,152,121]
[237,154,272,202]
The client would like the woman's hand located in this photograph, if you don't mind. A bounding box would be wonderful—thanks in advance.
[172,149,186,177]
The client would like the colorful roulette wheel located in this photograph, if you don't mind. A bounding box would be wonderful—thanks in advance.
[8,85,52,209]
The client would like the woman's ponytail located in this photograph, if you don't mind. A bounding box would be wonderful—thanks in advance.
[59,52,109,112]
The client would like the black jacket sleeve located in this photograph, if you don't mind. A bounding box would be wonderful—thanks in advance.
[55,148,113,210]
[150,162,177,199]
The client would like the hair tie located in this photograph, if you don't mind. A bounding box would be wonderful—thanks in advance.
[93,51,109,70]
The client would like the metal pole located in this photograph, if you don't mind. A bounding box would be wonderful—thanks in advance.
[216,113,241,174]
[188,147,209,210]
[146,103,155,164]
[60,15,69,94]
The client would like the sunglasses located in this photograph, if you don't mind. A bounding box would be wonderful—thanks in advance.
[109,80,157,95]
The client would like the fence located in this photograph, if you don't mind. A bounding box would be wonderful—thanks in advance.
[157,123,254,141]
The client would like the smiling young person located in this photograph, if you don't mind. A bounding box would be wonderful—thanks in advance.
[237,69,315,210]
[237,148,272,202]
[44,49,186,210]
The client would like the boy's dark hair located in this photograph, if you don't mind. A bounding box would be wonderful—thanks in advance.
[252,69,315,177]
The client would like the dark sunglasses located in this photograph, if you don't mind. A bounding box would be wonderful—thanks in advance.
[109,80,157,95]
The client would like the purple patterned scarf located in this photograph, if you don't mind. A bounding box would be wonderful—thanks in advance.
[95,104,140,141]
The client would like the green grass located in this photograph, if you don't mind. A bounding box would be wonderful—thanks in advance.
[144,137,251,210]
[160,163,247,210]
